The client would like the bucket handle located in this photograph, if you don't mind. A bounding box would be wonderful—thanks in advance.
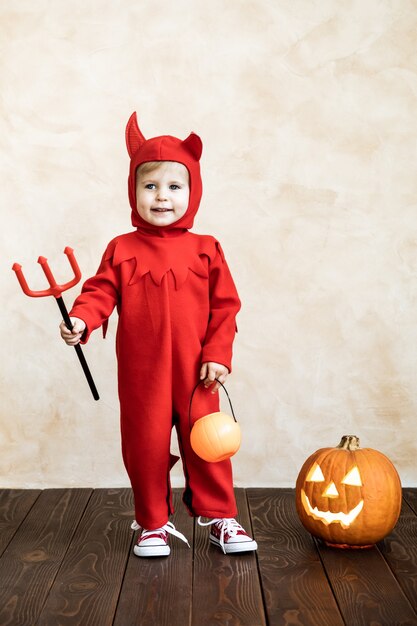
[188,378,237,432]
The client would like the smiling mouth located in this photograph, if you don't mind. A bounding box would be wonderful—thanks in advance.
[151,208,173,212]
[301,490,364,529]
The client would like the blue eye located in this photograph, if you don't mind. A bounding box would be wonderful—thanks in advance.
[145,183,156,190]
[170,184,180,190]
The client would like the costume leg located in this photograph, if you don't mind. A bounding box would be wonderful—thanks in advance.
[120,393,176,530]
[117,275,180,530]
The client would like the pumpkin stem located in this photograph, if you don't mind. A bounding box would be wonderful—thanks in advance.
[337,435,360,450]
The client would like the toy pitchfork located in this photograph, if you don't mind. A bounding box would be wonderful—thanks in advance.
[12,247,100,400]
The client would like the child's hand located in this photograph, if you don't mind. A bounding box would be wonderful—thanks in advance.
[59,317,86,346]
[200,362,229,394]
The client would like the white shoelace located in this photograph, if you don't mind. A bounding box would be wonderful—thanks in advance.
[131,520,190,547]
[197,517,243,554]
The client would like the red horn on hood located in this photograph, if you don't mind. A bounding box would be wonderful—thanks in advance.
[181,132,203,161]
[125,112,146,158]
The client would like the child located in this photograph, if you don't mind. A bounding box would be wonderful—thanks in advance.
[60,112,257,557]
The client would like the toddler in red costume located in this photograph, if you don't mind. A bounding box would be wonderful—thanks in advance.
[60,113,257,557]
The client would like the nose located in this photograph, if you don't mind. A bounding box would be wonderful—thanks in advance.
[323,482,339,498]
[156,188,167,201]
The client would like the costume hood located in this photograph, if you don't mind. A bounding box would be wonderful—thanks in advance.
[126,112,203,234]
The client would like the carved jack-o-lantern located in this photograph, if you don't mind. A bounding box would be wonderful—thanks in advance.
[295,435,402,548]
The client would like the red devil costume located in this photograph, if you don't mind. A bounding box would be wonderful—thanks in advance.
[69,113,241,529]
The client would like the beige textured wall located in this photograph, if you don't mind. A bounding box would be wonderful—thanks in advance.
[2,0,417,489]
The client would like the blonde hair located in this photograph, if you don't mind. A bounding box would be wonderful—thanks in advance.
[136,160,189,180]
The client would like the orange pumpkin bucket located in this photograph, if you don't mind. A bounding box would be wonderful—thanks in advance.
[189,379,241,463]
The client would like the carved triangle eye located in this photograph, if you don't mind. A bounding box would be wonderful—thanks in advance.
[306,462,325,482]
[342,466,362,486]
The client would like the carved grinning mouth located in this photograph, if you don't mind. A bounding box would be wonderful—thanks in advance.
[301,489,364,529]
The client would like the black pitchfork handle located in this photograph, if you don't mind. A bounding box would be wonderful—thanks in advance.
[56,296,100,401]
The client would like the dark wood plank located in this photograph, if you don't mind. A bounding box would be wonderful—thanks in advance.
[192,488,266,626]
[0,488,92,626]
[378,497,417,612]
[113,488,194,626]
[317,538,417,625]
[0,487,416,626]
[247,488,344,626]
[0,489,41,556]
[37,488,134,626]
[403,488,417,515]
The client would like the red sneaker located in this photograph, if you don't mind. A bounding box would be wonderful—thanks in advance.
[198,517,258,554]
[132,521,190,557]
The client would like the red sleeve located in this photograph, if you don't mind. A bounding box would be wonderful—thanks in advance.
[69,245,120,343]
[201,242,241,372]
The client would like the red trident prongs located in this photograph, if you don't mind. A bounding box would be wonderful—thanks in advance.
[12,247,99,401]
[13,247,81,298]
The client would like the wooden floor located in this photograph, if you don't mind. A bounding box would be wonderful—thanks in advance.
[0,488,416,626]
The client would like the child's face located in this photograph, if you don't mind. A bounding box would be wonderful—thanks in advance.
[135,162,190,227]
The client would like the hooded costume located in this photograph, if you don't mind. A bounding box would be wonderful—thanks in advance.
[70,112,241,529]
